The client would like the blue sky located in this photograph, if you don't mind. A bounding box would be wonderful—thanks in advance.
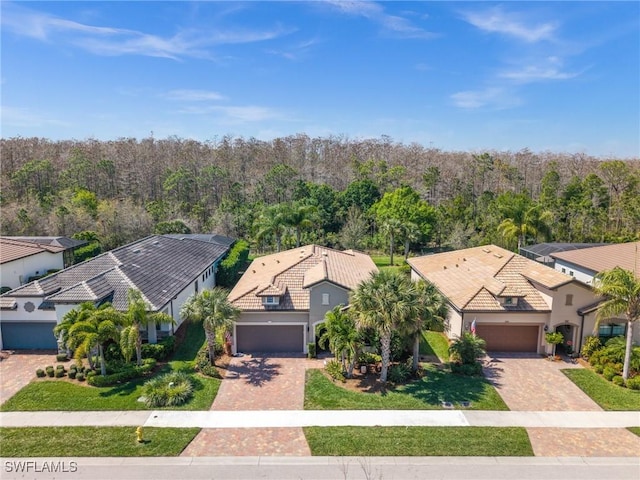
[1,1,638,157]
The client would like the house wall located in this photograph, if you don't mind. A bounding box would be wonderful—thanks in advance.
[554,260,596,286]
[444,307,463,339]
[308,282,350,327]
[1,252,64,289]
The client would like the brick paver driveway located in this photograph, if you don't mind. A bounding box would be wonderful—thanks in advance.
[0,350,58,405]
[182,354,325,457]
[483,353,640,456]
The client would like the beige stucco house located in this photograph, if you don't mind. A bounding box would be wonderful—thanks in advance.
[408,245,631,355]
[228,245,378,354]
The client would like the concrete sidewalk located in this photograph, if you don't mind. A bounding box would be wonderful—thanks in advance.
[1,409,639,429]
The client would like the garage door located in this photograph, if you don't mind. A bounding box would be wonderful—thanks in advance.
[1,322,58,350]
[475,324,539,352]
[236,325,304,353]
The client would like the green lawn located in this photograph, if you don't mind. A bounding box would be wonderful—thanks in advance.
[1,321,221,412]
[304,427,533,456]
[628,427,640,437]
[562,369,640,411]
[421,330,450,362]
[0,427,199,457]
[304,366,508,410]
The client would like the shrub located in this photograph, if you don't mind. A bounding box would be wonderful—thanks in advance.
[56,364,65,371]
[216,240,250,287]
[141,336,176,361]
[195,345,223,373]
[56,353,68,362]
[46,366,55,377]
[325,359,346,382]
[602,366,617,381]
[68,370,77,379]
[593,364,604,374]
[449,333,486,365]
[142,371,194,407]
[36,369,46,378]
[450,362,483,376]
[581,336,602,359]
[199,364,222,378]
[626,376,640,390]
[307,343,316,359]
[86,359,156,387]
[612,375,625,387]
[388,362,411,383]
[76,373,85,382]
[54,369,65,378]
[358,351,381,365]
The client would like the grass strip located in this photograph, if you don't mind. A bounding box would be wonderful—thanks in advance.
[0,427,200,457]
[561,368,640,411]
[421,330,450,362]
[304,426,533,456]
[304,367,508,411]
[628,427,640,437]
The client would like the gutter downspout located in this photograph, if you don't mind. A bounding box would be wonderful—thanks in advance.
[578,313,585,354]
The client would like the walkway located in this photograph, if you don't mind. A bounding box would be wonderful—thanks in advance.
[0,350,58,405]
[182,354,325,456]
[483,353,640,456]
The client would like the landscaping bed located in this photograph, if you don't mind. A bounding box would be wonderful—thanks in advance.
[561,368,640,411]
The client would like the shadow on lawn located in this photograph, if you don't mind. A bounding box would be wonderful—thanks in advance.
[400,368,493,406]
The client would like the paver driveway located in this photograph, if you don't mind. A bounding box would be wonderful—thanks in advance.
[0,350,58,405]
[483,353,640,456]
[182,354,325,457]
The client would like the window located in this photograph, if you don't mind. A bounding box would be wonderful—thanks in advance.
[598,323,626,339]
[561,268,566,274]
[569,271,574,277]
[565,294,573,306]
[322,293,330,305]
[504,297,514,305]
[263,296,280,305]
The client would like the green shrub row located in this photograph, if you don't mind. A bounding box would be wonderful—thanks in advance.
[73,241,102,263]
[216,240,249,287]
[582,335,640,389]
[141,336,176,361]
[357,351,382,365]
[87,359,156,387]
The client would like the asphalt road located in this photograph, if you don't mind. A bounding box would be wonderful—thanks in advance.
[2,457,639,480]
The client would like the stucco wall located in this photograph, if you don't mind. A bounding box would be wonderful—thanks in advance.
[1,252,64,289]
[308,282,349,326]
[0,296,57,323]
[554,260,595,286]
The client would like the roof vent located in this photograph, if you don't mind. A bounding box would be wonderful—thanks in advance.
[132,248,140,253]
[152,240,159,245]
[443,265,447,270]
[493,254,503,258]
[252,269,256,273]
[482,248,491,253]
[322,252,328,256]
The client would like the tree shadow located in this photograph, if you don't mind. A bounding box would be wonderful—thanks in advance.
[228,356,281,387]
[399,367,493,406]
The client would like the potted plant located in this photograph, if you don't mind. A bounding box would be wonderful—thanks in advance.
[545,331,564,360]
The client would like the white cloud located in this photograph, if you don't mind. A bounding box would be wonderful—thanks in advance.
[1,3,291,59]
[500,65,579,82]
[177,104,286,123]
[450,88,521,110]
[164,90,226,102]
[1,105,70,128]
[461,7,556,43]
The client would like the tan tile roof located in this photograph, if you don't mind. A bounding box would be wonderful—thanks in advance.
[551,241,640,278]
[0,237,65,264]
[408,245,570,312]
[228,245,378,311]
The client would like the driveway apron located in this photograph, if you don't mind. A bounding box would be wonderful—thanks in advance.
[483,353,640,456]
[0,350,58,405]
[182,354,324,457]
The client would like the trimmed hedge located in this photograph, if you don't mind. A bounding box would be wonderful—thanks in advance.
[87,359,156,387]
[216,240,249,287]
[141,336,176,361]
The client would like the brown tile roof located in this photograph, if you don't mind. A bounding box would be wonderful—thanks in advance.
[551,241,640,278]
[408,245,571,312]
[228,245,378,311]
[0,237,65,264]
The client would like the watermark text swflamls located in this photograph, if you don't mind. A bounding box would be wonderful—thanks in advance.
[5,460,78,473]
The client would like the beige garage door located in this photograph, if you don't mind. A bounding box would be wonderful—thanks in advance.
[236,325,304,353]
[475,324,539,352]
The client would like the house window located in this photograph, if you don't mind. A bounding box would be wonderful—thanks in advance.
[565,294,573,306]
[504,297,514,305]
[598,323,626,339]
[263,296,280,305]
[322,293,330,305]
[569,271,574,277]
[561,268,566,274]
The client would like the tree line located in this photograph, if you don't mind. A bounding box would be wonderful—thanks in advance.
[1,135,638,255]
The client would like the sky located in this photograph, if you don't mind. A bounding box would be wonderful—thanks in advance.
[1,1,639,158]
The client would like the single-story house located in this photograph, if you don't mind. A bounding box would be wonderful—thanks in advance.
[408,245,621,354]
[551,241,640,343]
[0,235,230,350]
[228,245,378,354]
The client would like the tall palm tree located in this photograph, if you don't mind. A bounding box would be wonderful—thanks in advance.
[180,287,240,366]
[594,267,640,380]
[404,280,449,372]
[350,270,420,382]
[254,203,290,252]
[497,194,552,250]
[285,202,318,247]
[120,289,175,366]
[380,218,403,266]
[318,305,362,378]
[66,303,122,375]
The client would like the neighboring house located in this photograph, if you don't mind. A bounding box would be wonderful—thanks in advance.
[0,235,230,350]
[164,233,235,248]
[0,238,67,291]
[10,236,88,269]
[228,245,378,354]
[551,241,640,343]
[408,245,601,354]
[519,242,609,268]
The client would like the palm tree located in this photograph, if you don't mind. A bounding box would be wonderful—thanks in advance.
[65,303,122,375]
[120,289,175,366]
[318,305,362,378]
[380,218,403,266]
[594,267,640,380]
[497,194,552,250]
[404,280,449,372]
[350,270,420,382]
[254,203,290,252]
[285,202,318,247]
[180,287,240,366]
[449,332,486,366]
[400,221,421,261]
